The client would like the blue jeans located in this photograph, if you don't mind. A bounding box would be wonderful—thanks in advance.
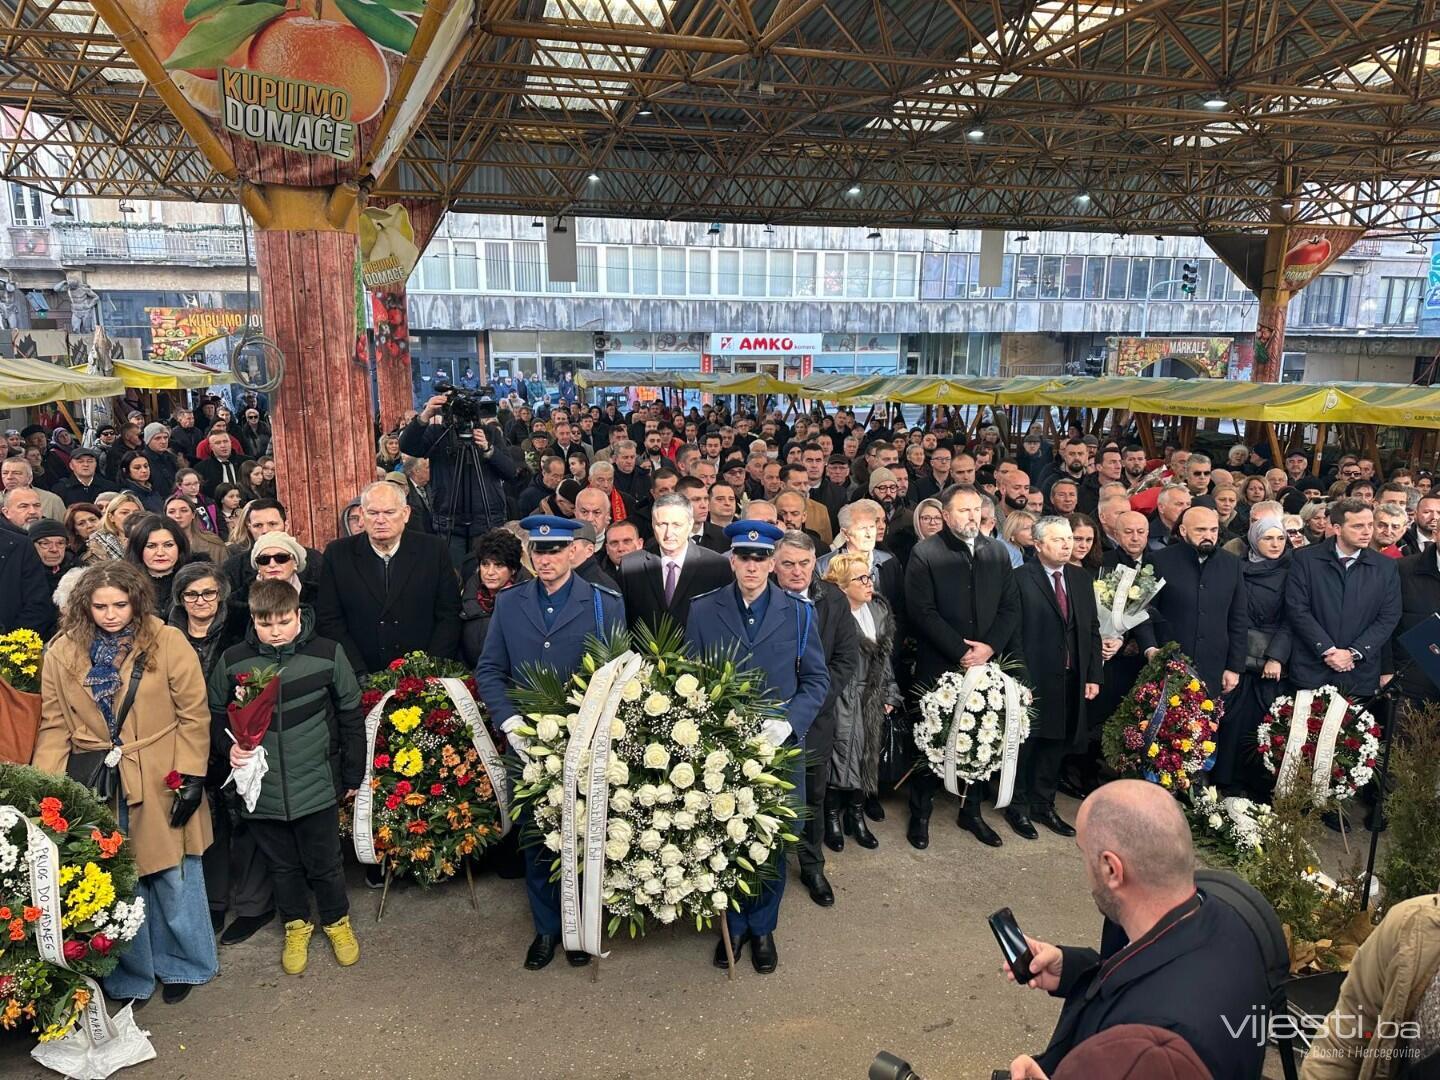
[104,856,219,1000]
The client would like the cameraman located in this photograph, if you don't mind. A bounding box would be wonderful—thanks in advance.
[401,391,519,570]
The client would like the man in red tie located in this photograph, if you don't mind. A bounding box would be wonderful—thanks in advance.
[1011,517,1106,839]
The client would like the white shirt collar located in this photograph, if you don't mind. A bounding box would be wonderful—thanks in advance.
[661,545,688,573]
[370,536,402,560]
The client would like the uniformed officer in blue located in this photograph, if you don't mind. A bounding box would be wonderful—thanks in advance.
[686,519,829,974]
[474,514,625,971]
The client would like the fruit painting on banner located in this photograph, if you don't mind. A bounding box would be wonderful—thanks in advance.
[114,0,470,184]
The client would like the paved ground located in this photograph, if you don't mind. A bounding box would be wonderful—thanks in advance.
[2,790,1357,1078]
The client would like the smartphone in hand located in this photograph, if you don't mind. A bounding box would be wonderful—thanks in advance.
[989,906,1035,985]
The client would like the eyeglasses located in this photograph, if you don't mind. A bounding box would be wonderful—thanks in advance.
[848,574,874,586]
[1285,529,1303,536]
[255,552,293,566]
[181,589,220,603]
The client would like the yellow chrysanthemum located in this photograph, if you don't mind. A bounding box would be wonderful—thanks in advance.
[394,747,424,777]
[1159,773,1173,788]
[1178,738,1193,752]
[1201,741,1216,754]
[1187,679,1200,692]
[1147,744,1160,758]
[1201,700,1214,712]
[389,706,423,734]
[1168,695,1181,707]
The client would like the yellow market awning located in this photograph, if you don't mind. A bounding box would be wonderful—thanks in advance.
[108,355,223,390]
[0,357,125,404]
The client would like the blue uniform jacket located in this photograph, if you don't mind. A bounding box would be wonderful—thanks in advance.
[685,582,829,742]
[474,574,626,722]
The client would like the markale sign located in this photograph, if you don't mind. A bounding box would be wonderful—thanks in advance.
[708,333,822,355]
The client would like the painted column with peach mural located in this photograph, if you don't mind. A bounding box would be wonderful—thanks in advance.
[1252,226,1364,383]
[90,0,471,546]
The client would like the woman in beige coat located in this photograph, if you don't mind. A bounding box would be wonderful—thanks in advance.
[36,560,218,1006]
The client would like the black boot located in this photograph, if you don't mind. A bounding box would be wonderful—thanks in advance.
[844,792,879,849]
[958,791,1003,848]
[823,789,845,852]
[906,814,930,850]
[863,794,885,822]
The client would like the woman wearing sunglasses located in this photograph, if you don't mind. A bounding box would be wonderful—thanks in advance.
[250,532,308,593]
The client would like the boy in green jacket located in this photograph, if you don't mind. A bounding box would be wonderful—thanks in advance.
[209,579,364,975]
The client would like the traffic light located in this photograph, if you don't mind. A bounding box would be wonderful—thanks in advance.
[1180,261,1198,295]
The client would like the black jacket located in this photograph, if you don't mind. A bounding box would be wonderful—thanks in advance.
[397,417,517,535]
[688,522,728,554]
[1036,891,1269,1078]
[617,546,733,638]
[196,455,251,500]
[904,529,1021,690]
[1240,552,1293,669]
[1015,561,1104,742]
[314,532,461,676]
[1284,539,1400,695]
[1392,552,1440,705]
[1135,543,1249,693]
[52,476,106,507]
[142,447,180,498]
[0,520,55,638]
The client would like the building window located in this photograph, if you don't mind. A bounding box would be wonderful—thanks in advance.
[1128,257,1151,299]
[485,241,511,291]
[822,252,844,297]
[743,249,767,296]
[872,252,894,298]
[770,250,793,296]
[688,249,710,295]
[577,245,599,292]
[1293,274,1350,326]
[8,183,44,226]
[1039,255,1062,299]
[633,246,658,294]
[604,246,629,294]
[421,241,451,290]
[995,254,1015,298]
[847,251,870,298]
[1381,277,1423,325]
[1107,257,1129,299]
[452,241,479,290]
[945,254,967,298]
[1016,254,1039,299]
[717,249,739,295]
[660,247,686,294]
[1061,256,1084,299]
[1083,256,1105,298]
[1150,257,1172,299]
[894,253,918,298]
[513,241,543,292]
[795,251,818,297]
[920,252,945,299]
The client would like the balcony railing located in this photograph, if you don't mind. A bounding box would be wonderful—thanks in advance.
[53,222,253,266]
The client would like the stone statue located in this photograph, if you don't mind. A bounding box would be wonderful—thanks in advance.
[0,272,21,330]
[55,273,101,334]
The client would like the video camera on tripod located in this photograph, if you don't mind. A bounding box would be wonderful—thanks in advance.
[433,381,499,436]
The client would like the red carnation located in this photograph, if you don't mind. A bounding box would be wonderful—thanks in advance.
[394,780,412,797]
[430,783,445,796]
[374,754,391,769]
[1365,757,1376,766]
[388,658,406,671]
[89,933,114,956]
[456,772,471,786]
[236,672,251,685]
[164,770,183,791]
[361,689,383,709]
[63,939,88,963]
[384,794,402,811]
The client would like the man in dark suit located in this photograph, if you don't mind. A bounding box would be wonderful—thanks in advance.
[0,511,54,637]
[677,476,728,552]
[314,481,462,676]
[1011,517,1106,839]
[1135,506,1247,696]
[1392,548,1440,709]
[904,484,1022,850]
[617,492,731,637]
[1401,491,1440,557]
[1286,498,1400,697]
[1101,510,1149,570]
[1146,486,1192,551]
[195,431,251,499]
[1006,781,1269,1080]
[773,530,860,909]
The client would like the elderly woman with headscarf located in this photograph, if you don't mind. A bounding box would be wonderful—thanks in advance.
[1212,515,1293,797]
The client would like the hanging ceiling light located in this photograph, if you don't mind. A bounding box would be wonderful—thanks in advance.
[587,172,601,183]
[1074,192,1091,205]
[531,217,544,228]
[966,123,985,140]
[118,200,136,213]
[1015,234,1030,244]
[48,198,73,218]
[1203,95,1228,110]
[763,223,775,235]
[707,222,722,236]
[846,183,862,196]
[867,227,881,240]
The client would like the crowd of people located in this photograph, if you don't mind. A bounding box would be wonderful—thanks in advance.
[1,388,1437,1079]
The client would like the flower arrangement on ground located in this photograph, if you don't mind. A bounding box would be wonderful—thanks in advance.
[1186,784,1273,866]
[1102,643,1220,793]
[1093,563,1164,639]
[0,629,44,765]
[913,662,1034,794]
[0,765,143,1042]
[1257,685,1380,803]
[351,653,505,886]
[508,624,805,938]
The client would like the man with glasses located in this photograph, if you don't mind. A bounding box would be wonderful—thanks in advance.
[688,520,829,973]
[314,481,460,676]
[1183,453,1214,498]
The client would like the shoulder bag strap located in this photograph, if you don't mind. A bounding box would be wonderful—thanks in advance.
[110,650,150,743]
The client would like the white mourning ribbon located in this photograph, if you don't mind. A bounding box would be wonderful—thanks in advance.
[354,681,514,866]
[559,651,644,959]
[1274,689,1351,799]
[942,663,1028,808]
[3,805,148,1060]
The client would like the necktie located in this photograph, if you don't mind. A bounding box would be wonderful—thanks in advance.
[663,560,678,606]
[1341,555,1356,571]
[1052,570,1070,622]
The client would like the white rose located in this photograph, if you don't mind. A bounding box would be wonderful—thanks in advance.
[671,718,700,748]
[673,810,696,830]
[741,758,764,780]
[607,819,633,844]
[724,709,741,728]
[656,904,678,924]
[643,878,663,896]
[696,872,716,892]
[670,762,696,789]
[546,785,564,807]
[703,771,725,793]
[651,810,672,831]
[735,788,758,817]
[659,844,683,867]
[711,891,728,911]
[1208,813,1224,830]
[674,673,700,697]
[521,761,542,784]
[634,858,656,880]
[748,842,771,865]
[643,743,671,770]
[606,758,630,785]
[636,783,659,807]
[693,836,715,859]
[621,679,643,701]
[663,864,685,887]
[535,716,561,742]
[703,750,730,773]
[684,790,708,813]
[643,692,672,717]
[710,792,737,821]
[709,853,728,872]
[545,755,562,775]
[610,716,627,739]
[656,783,676,804]
[639,829,663,852]
[604,839,629,861]
[610,788,634,813]
[543,831,562,852]
[754,739,776,763]
[726,817,749,843]
[631,889,648,907]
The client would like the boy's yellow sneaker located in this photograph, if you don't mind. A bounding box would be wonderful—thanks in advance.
[322,915,360,966]
[282,919,313,975]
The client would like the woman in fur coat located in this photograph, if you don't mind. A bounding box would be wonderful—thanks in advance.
[822,552,903,850]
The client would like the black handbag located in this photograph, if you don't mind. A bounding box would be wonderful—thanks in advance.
[66,651,149,804]
[876,707,913,793]
[1244,629,1274,674]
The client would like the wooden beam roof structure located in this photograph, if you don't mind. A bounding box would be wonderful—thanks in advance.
[5,0,1440,234]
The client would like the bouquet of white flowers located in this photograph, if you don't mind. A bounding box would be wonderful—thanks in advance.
[508,625,804,953]
[1094,562,1164,639]
[1186,784,1274,865]
[913,662,1034,806]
